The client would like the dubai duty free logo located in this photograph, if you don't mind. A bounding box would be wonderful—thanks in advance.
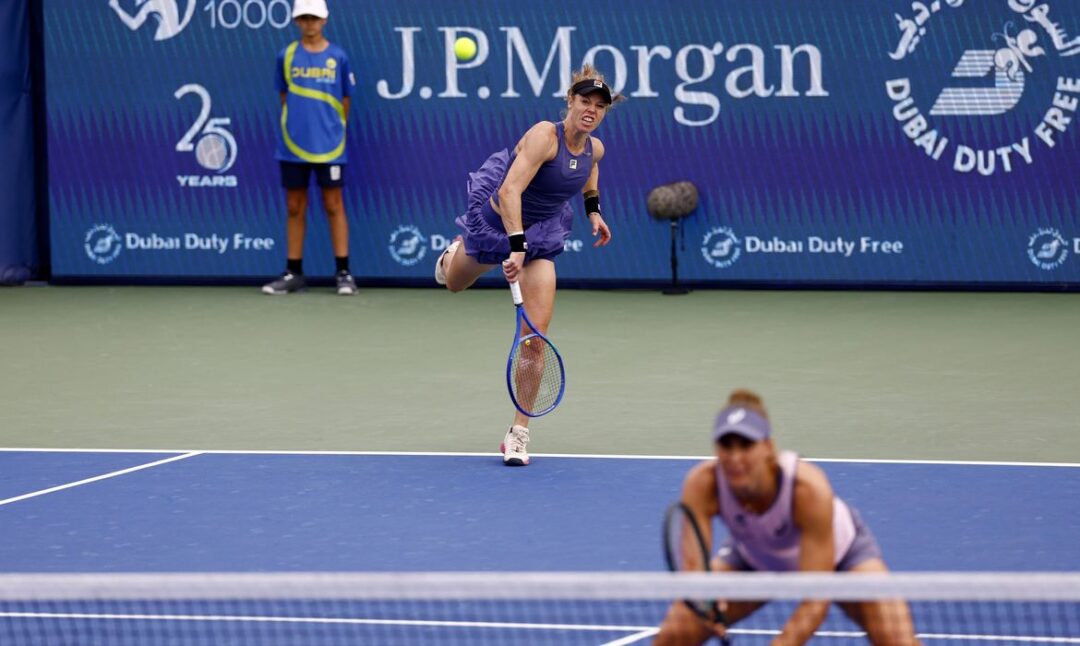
[85,224,123,265]
[885,0,1080,176]
[701,226,741,269]
[388,225,428,267]
[109,0,197,41]
[1027,227,1069,269]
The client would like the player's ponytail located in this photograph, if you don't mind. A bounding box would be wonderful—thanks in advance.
[726,389,768,420]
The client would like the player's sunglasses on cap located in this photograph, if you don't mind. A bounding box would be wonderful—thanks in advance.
[293,0,328,19]
[571,78,613,104]
[712,406,771,444]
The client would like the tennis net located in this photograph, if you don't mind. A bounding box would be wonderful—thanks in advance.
[2,571,1079,644]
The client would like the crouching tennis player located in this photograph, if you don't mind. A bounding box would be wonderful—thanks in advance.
[655,389,921,646]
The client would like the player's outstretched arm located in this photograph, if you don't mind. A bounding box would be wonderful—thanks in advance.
[582,138,611,247]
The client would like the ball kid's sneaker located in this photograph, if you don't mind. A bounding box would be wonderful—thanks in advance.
[261,272,306,295]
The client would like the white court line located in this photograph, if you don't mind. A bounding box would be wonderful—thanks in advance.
[915,633,1080,643]
[0,452,202,507]
[0,447,1077,468]
[0,611,655,633]
[599,628,659,645]
[732,629,1080,643]
[1,613,1076,644]
[613,628,1080,644]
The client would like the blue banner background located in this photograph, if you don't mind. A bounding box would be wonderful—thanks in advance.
[45,0,1080,285]
[1,0,35,284]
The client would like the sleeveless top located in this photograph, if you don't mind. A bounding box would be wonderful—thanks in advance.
[492,121,593,228]
[716,450,857,571]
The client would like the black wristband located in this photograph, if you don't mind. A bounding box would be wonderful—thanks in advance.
[584,195,601,217]
[508,233,527,252]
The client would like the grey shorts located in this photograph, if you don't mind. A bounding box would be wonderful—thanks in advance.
[718,506,883,572]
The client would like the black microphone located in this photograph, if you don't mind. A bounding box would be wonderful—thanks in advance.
[646,181,699,295]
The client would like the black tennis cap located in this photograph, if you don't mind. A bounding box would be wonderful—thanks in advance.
[572,78,613,104]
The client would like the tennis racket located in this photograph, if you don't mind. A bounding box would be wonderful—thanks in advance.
[663,501,731,644]
[505,280,566,417]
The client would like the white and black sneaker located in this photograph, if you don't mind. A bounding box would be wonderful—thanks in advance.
[261,272,306,295]
[500,425,530,466]
[335,271,358,295]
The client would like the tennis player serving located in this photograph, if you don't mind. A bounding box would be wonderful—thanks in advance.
[435,64,620,467]
[655,389,921,645]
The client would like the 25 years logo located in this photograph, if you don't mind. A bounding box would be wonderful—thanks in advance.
[174,84,239,188]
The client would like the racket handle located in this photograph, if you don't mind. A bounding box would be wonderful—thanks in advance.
[509,281,523,306]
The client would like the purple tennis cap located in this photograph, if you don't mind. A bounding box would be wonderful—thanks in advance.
[712,406,771,443]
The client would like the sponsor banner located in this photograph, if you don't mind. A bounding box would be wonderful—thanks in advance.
[45,0,1080,284]
[71,223,277,274]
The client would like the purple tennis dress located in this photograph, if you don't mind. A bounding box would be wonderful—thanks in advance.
[715,451,882,571]
[455,121,592,265]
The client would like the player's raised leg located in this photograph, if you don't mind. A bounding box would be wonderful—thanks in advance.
[438,236,495,293]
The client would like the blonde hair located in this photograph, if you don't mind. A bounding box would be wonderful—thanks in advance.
[726,388,769,420]
[566,63,626,105]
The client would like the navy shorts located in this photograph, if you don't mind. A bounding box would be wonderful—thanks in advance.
[718,507,883,572]
[280,161,345,189]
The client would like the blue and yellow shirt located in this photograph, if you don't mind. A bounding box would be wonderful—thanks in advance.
[274,41,355,164]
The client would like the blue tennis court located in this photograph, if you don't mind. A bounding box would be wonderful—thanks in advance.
[3,450,1079,572]
[2,449,1079,643]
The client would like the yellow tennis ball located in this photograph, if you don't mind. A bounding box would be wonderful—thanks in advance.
[524,339,531,346]
[454,36,477,62]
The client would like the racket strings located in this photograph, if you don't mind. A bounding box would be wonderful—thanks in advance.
[664,503,731,641]
[509,335,562,414]
[665,511,707,573]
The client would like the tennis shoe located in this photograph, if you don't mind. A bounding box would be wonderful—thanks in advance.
[261,272,306,295]
[434,236,462,286]
[500,425,530,466]
[335,270,358,295]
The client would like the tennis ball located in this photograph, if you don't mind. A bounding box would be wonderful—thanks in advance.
[454,36,477,62]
